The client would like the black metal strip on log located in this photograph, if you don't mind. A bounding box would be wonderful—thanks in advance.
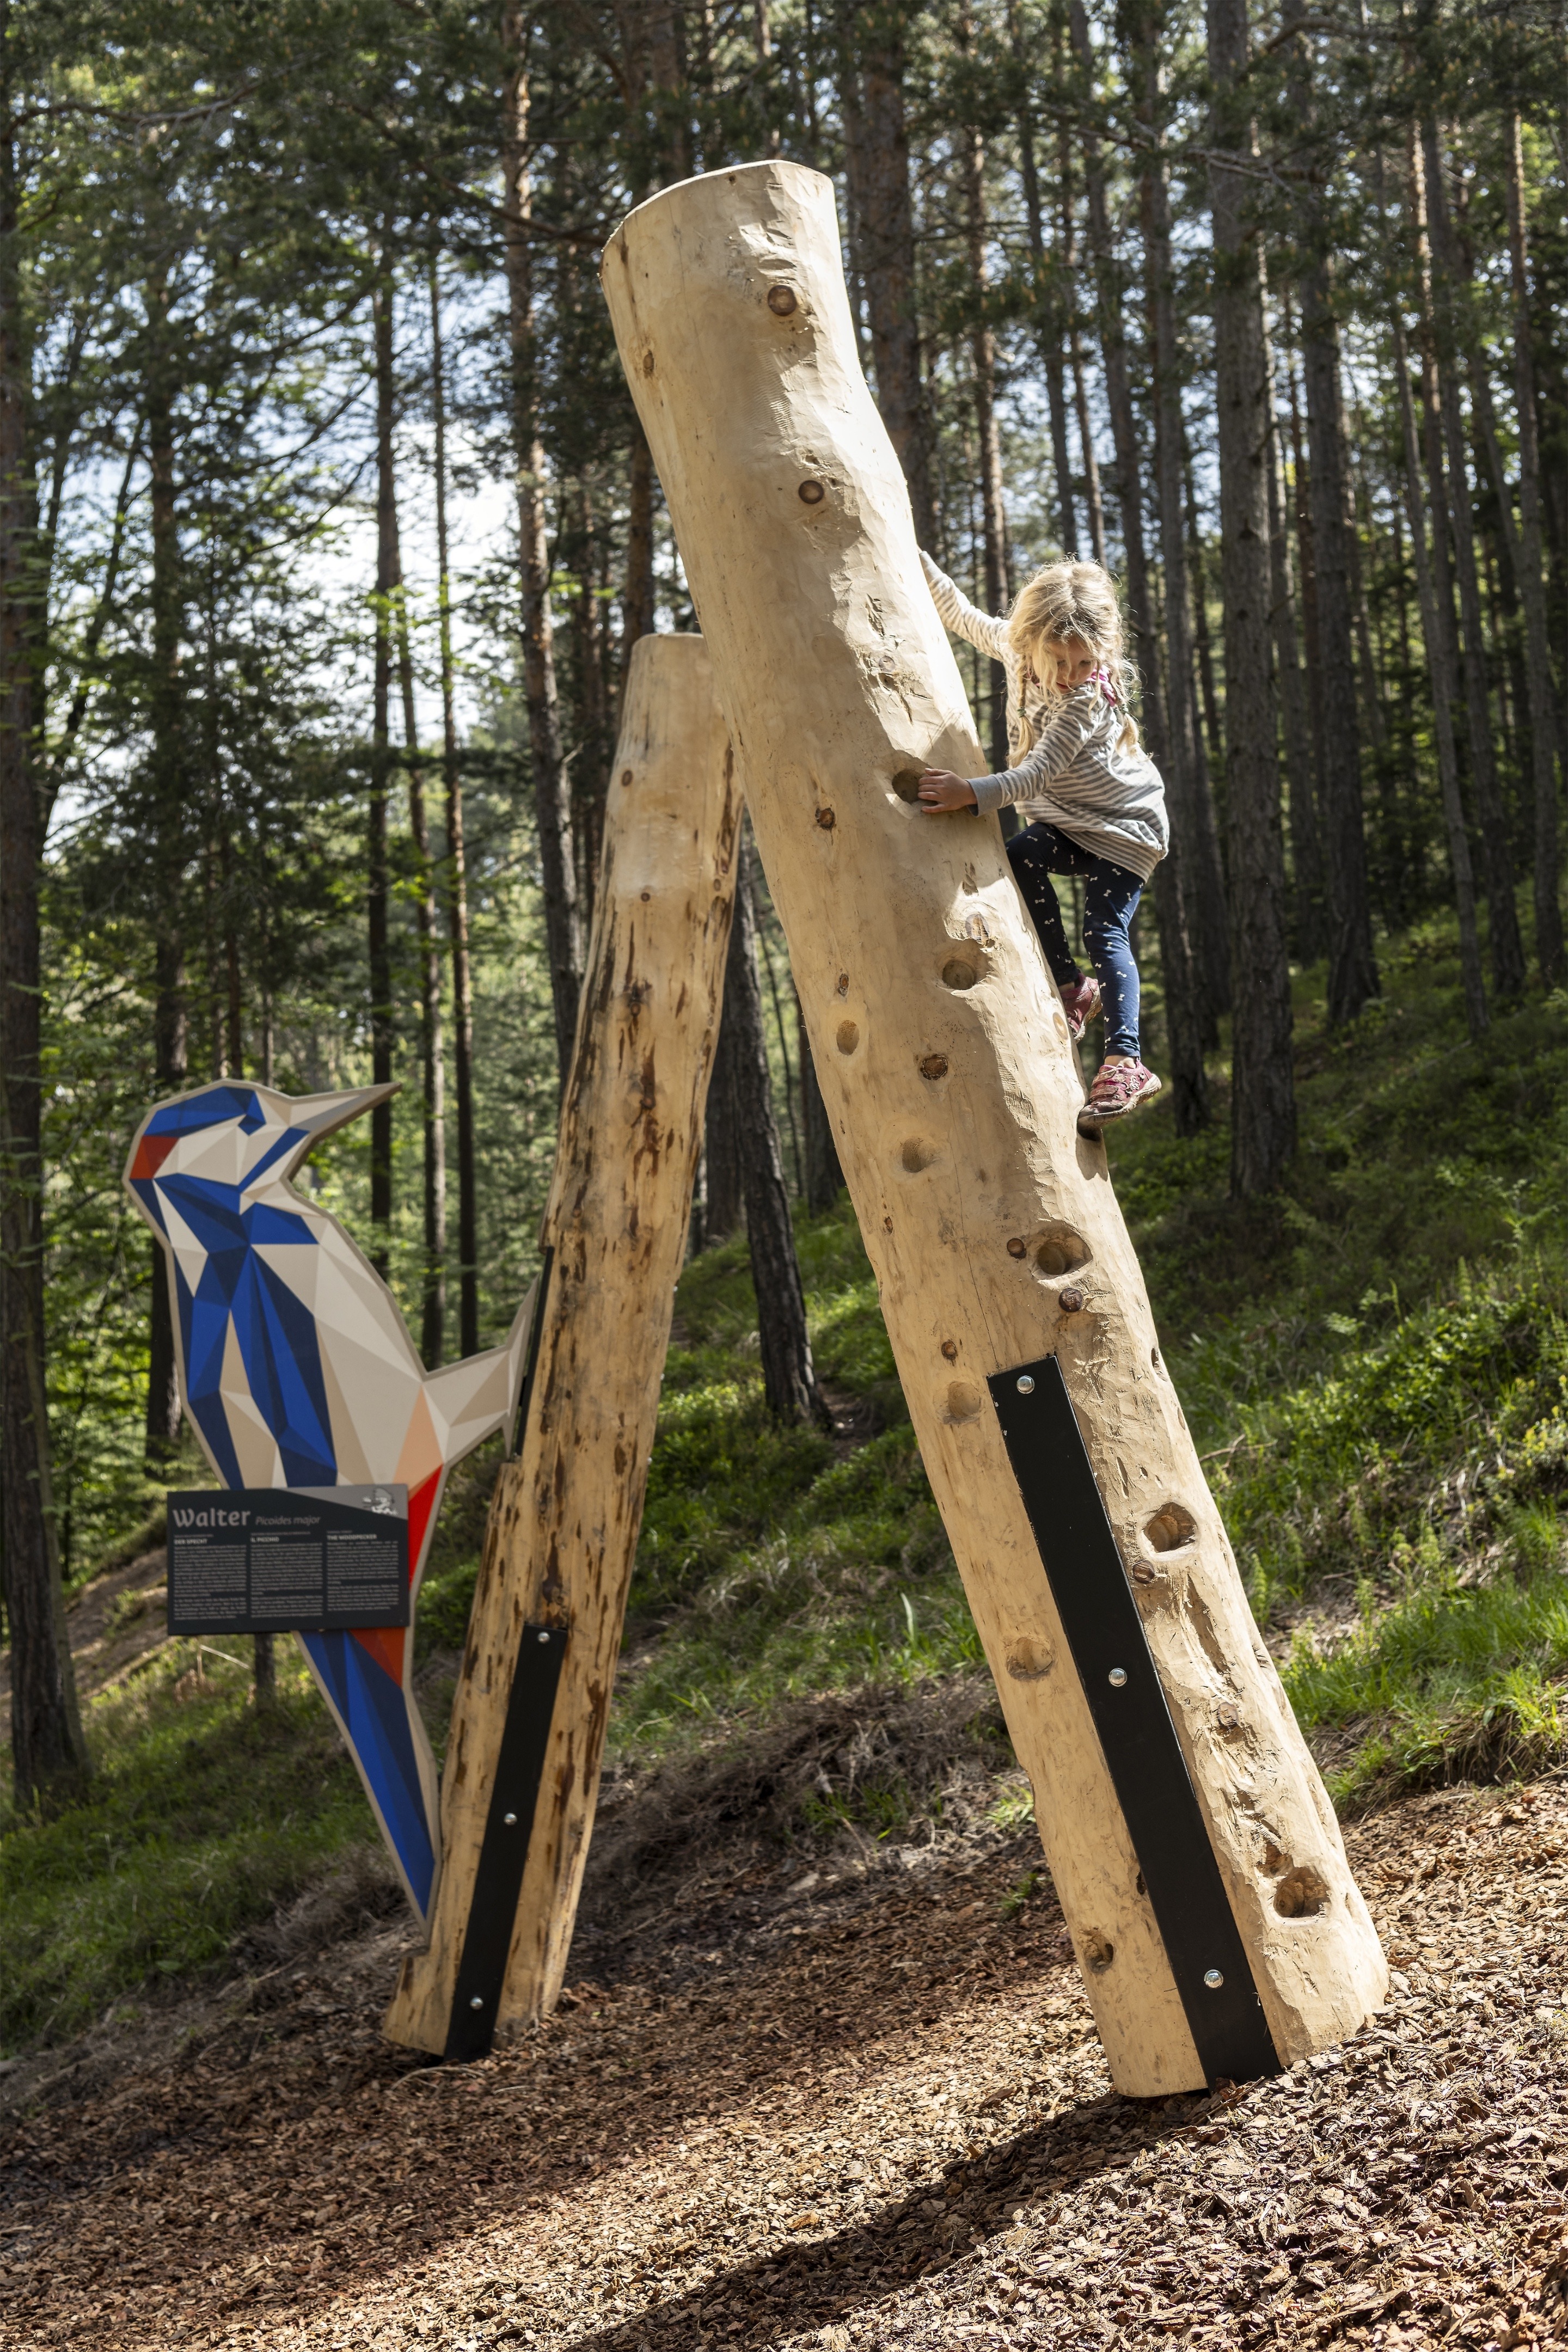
[445,1243,564,2060]
[443,1621,567,2061]
[988,1353,1280,2086]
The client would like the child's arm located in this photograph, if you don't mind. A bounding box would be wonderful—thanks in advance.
[965,686,1107,813]
[918,685,1105,817]
[920,551,1010,663]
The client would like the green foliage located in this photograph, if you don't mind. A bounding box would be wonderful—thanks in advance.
[411,1195,975,1758]
[618,1196,984,1753]
[1283,1520,1568,1811]
[10,914,1568,2055]
[0,1643,370,2054]
[1103,916,1568,1806]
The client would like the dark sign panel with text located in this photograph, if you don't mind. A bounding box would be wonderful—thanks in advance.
[166,1487,409,1635]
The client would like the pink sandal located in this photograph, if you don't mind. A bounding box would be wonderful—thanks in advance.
[1058,975,1101,1042]
[1077,1058,1162,1130]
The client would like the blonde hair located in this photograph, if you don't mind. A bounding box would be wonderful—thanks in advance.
[1005,560,1139,754]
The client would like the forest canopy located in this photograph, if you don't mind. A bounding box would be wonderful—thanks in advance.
[1,0,1563,1804]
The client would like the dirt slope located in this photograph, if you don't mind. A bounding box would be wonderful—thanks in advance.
[3,1779,1567,2350]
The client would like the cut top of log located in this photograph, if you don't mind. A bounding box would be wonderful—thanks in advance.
[605,162,983,796]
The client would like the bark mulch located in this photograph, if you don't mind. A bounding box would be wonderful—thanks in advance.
[2,1777,1566,2352]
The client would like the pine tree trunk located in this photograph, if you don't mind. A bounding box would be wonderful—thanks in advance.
[1391,299,1487,1038]
[393,503,448,1369]
[1207,0,1295,1194]
[252,1631,276,1707]
[1265,324,1323,961]
[1180,439,1233,1021]
[1418,122,1526,1001]
[1300,261,1379,1023]
[145,262,186,1463]
[959,90,1010,773]
[570,482,611,923]
[703,1007,745,1244]
[1085,1,1205,1131]
[1008,5,1076,556]
[0,82,88,1804]
[727,829,828,1426]
[430,265,480,1357]
[1184,445,1226,779]
[1504,113,1564,985]
[837,10,933,544]
[623,425,657,664]
[369,252,396,1270]
[1142,71,1222,1082]
[1281,0,1374,1013]
[799,1000,844,1212]
[501,8,581,1076]
[1053,100,1105,568]
[1345,434,1388,761]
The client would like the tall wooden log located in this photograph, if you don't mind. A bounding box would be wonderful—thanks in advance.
[603,161,1385,2095]
[384,634,740,2055]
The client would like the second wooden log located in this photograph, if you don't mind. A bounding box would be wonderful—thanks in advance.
[383,633,740,2054]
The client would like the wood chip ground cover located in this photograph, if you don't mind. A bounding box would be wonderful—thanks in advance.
[3,1781,1567,2351]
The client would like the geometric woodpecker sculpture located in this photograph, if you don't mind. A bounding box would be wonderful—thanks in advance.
[603,161,1387,2093]
[125,1081,535,1921]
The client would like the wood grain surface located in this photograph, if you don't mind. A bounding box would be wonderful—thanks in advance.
[383,633,742,2051]
[600,159,1386,2093]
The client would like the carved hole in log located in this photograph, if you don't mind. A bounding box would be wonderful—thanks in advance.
[889,767,924,804]
[1274,1864,1330,1920]
[798,479,825,504]
[1032,1223,1091,1279]
[946,1381,983,1422]
[836,1019,860,1056]
[1145,1503,1197,1553]
[1004,1635,1054,1681]
[901,1137,936,1174]
[766,284,799,316]
[1081,1934,1114,1975]
[941,956,979,990]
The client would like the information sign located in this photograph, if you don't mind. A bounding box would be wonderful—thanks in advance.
[166,1487,410,1635]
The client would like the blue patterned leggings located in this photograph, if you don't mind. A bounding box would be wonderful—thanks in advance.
[1006,822,1146,1060]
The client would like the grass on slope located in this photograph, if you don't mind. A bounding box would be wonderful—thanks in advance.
[0,1643,373,2053]
[3,904,1565,2052]
[580,908,1568,1812]
[1108,916,1568,1808]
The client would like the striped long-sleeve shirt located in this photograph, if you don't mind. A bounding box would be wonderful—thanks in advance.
[921,552,1168,883]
